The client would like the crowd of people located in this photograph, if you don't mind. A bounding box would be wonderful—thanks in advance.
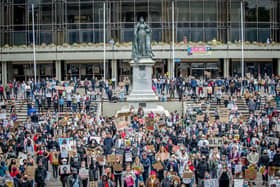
[0,73,279,187]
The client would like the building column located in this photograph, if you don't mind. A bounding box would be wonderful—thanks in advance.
[224,58,230,78]
[278,59,280,76]
[111,60,117,82]
[1,61,7,85]
[168,59,174,78]
[55,60,61,81]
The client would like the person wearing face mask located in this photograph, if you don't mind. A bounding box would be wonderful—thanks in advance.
[272,147,280,166]
[78,161,89,187]
[19,174,32,187]
[196,155,209,187]
[59,159,70,187]
[89,156,98,187]
[34,161,47,187]
[145,171,160,187]
[246,147,259,185]
[258,149,270,186]
[140,152,150,183]
[217,163,232,187]
[66,168,82,187]
[70,153,81,172]
[152,156,165,181]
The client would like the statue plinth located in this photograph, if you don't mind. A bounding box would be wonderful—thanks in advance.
[127,58,158,102]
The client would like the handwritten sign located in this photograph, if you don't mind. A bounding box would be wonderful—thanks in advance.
[234,179,244,187]
[208,138,223,147]
[204,179,218,187]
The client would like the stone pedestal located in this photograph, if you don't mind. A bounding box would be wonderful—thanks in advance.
[127,58,158,102]
[117,58,169,116]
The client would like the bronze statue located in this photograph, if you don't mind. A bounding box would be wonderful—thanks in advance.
[132,17,154,60]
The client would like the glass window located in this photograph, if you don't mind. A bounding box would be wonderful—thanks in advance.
[93,2,104,23]
[67,3,79,24]
[231,1,241,23]
[135,1,148,21]
[121,2,134,23]
[80,3,93,23]
[190,29,203,42]
[258,0,272,22]
[190,2,203,22]
[149,1,161,22]
[204,1,217,22]
[177,1,190,22]
[258,28,270,42]
[205,28,217,41]
[245,0,257,22]
[40,4,52,24]
[245,28,257,41]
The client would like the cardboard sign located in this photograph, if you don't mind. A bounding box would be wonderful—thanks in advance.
[113,163,123,172]
[182,172,193,179]
[152,162,164,170]
[51,152,59,165]
[245,167,257,180]
[25,166,35,180]
[208,138,223,147]
[220,116,229,123]
[116,120,128,130]
[96,156,105,162]
[145,117,154,131]
[196,115,204,122]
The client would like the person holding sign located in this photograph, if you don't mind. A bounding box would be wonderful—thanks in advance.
[217,163,232,187]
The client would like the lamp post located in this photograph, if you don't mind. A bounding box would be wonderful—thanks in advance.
[240,0,244,79]
[172,0,175,79]
[32,4,37,84]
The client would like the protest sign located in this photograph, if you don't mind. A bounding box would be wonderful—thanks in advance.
[25,166,35,180]
[208,138,223,147]
[182,172,193,179]
[245,167,257,180]
[234,179,244,187]
[145,117,154,131]
[152,162,164,170]
[196,115,204,121]
[269,180,280,187]
[79,168,89,179]
[59,165,71,174]
[204,179,218,187]
[115,120,128,130]
[113,163,123,171]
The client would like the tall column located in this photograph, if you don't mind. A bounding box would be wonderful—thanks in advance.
[55,60,61,81]
[1,61,7,85]
[224,58,230,78]
[168,59,174,78]
[278,59,280,76]
[111,60,117,82]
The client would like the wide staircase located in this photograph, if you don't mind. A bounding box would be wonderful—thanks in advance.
[184,93,250,122]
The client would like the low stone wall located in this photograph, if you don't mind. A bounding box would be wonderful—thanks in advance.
[102,101,183,117]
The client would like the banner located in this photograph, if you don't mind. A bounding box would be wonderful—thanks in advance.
[188,47,212,56]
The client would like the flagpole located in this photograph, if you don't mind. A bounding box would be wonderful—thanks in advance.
[103,2,106,81]
[172,0,175,78]
[241,0,244,79]
[32,4,37,83]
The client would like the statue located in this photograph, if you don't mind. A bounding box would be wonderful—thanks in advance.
[132,17,154,61]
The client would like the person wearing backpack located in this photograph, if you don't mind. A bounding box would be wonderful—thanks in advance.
[35,161,47,187]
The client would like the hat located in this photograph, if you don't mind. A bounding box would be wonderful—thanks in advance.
[150,171,156,176]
